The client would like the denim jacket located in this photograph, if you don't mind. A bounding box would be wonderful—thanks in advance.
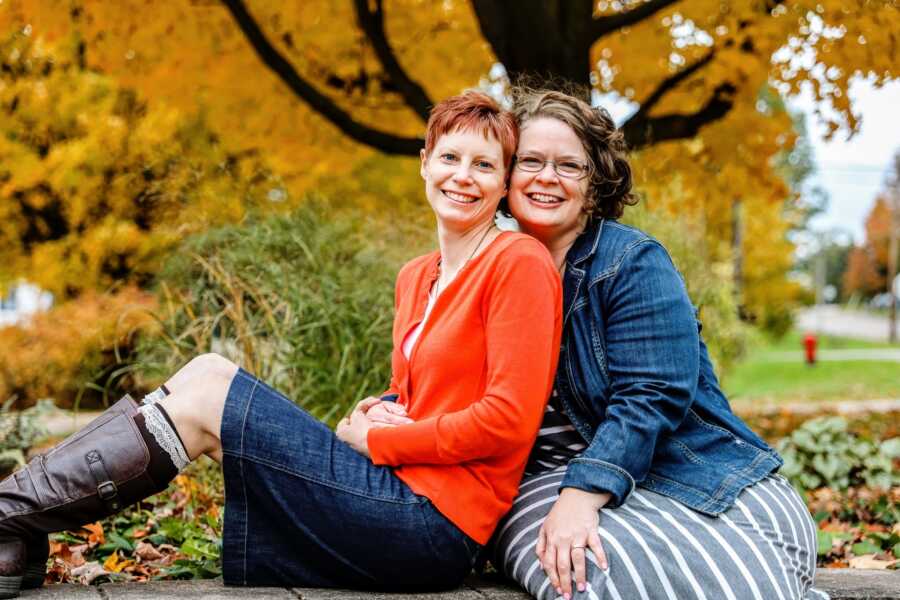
[556,219,782,515]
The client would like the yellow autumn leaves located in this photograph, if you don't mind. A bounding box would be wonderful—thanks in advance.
[0,32,294,298]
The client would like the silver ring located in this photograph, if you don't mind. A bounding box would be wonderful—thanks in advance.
[571,545,586,550]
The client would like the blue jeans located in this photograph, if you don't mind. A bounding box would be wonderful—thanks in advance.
[220,369,480,589]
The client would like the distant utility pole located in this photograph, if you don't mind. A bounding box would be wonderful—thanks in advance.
[889,187,899,343]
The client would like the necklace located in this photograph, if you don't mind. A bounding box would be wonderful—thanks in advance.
[434,225,496,297]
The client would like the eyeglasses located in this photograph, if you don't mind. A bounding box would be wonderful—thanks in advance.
[514,155,590,180]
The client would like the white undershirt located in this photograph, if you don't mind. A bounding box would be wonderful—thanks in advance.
[402,286,438,359]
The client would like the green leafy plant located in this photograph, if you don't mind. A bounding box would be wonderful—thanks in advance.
[777,416,900,491]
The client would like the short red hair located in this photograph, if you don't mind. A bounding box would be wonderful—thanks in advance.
[424,91,518,170]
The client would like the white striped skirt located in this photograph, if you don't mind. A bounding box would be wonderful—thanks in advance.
[492,468,828,600]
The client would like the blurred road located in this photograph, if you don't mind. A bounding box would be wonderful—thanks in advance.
[796,305,895,342]
[39,411,101,439]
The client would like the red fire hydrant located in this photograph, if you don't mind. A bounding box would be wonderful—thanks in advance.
[803,332,817,365]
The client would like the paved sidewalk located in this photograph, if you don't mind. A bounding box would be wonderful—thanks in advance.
[16,571,900,600]
[36,410,102,439]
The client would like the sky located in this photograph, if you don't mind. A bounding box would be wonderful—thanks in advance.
[791,78,900,245]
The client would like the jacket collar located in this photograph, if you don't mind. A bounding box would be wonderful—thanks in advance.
[567,218,605,267]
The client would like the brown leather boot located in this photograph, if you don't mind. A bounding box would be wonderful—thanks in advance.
[0,535,48,597]
[19,535,47,590]
[0,395,171,598]
[0,538,24,599]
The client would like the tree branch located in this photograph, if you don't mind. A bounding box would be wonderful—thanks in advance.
[591,0,681,39]
[633,50,716,118]
[353,0,433,121]
[622,83,735,149]
[221,0,422,155]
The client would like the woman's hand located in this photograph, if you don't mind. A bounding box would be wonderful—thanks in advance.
[336,399,380,457]
[536,488,611,599]
[363,399,414,427]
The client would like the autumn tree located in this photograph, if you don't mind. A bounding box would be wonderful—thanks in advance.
[3,1,894,169]
[212,0,900,155]
[0,32,291,298]
[843,243,884,299]
[0,0,897,330]
[843,177,900,299]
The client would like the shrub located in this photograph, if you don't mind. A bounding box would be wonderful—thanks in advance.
[0,287,158,409]
[777,416,900,491]
[136,199,430,425]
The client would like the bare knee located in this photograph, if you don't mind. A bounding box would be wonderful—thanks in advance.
[160,353,237,461]
[167,353,239,395]
[187,353,239,381]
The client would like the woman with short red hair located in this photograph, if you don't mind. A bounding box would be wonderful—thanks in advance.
[0,91,561,596]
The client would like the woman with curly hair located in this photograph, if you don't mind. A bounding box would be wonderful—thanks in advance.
[489,87,826,600]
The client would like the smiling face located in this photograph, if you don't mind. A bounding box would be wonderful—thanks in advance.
[421,128,507,233]
[509,117,590,242]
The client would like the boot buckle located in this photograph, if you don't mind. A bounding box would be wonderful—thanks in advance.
[86,450,120,510]
[97,481,117,501]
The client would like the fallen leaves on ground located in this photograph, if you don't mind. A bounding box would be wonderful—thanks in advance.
[45,457,223,583]
[810,487,900,569]
[743,410,900,444]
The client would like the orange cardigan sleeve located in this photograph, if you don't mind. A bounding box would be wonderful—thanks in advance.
[368,243,561,465]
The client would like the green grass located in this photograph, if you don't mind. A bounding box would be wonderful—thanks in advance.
[724,360,900,405]
[723,330,900,406]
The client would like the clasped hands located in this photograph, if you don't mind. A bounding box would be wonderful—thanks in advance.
[335,397,414,457]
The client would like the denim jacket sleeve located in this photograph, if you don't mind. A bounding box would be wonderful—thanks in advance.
[561,239,699,507]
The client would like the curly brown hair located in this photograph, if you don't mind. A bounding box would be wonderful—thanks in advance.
[510,85,637,221]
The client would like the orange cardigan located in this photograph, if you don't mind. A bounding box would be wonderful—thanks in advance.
[368,232,562,544]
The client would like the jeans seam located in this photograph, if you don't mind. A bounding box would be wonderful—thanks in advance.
[688,409,738,437]
[220,450,421,505]
[670,439,711,465]
[238,375,258,586]
[417,501,442,567]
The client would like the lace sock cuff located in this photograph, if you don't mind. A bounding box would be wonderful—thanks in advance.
[138,403,190,471]
[141,384,171,406]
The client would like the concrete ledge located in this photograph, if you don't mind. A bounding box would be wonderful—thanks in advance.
[814,570,900,599]
[16,570,900,599]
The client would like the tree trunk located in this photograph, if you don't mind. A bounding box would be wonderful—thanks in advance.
[471,0,594,88]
